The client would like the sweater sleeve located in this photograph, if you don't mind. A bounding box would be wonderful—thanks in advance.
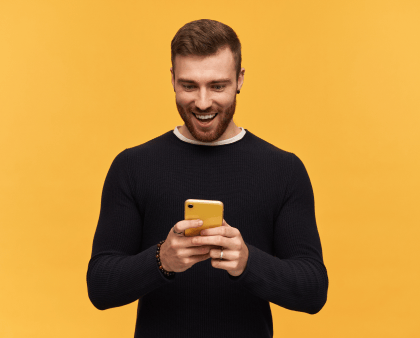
[227,153,329,314]
[86,149,173,311]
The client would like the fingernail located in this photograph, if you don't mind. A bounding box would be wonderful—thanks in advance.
[197,220,203,225]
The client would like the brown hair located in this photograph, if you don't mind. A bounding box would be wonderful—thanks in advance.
[171,19,242,79]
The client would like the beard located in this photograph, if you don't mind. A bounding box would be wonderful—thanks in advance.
[176,97,237,143]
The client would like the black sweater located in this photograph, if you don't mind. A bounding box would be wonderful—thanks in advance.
[87,129,329,338]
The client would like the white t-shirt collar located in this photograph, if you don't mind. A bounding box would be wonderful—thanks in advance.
[173,126,246,146]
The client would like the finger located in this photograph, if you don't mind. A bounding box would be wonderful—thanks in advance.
[209,247,233,260]
[181,245,213,257]
[173,219,203,234]
[210,258,238,270]
[200,223,238,238]
[193,252,212,264]
[191,234,232,249]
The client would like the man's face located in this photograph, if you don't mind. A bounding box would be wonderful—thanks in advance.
[171,47,243,142]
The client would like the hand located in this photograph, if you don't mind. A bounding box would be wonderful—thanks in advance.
[160,219,219,273]
[192,219,249,277]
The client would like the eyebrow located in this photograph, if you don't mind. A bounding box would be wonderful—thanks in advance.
[177,78,232,85]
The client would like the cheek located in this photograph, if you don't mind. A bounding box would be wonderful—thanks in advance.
[176,92,234,110]
[217,91,236,105]
[219,98,235,110]
[175,92,194,105]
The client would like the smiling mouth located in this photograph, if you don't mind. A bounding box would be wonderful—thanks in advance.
[192,113,218,123]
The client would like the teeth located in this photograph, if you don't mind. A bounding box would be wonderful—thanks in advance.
[195,113,216,120]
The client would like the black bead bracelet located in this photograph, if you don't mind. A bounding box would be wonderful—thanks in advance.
[156,240,175,278]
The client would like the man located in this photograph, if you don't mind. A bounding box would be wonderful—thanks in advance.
[87,19,328,338]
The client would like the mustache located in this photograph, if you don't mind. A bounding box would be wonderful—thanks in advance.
[188,108,221,114]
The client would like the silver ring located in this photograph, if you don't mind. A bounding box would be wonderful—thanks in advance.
[220,247,224,260]
[172,226,184,236]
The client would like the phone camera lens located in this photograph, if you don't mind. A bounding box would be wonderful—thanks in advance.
[188,204,193,208]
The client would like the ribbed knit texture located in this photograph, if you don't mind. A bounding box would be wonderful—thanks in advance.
[86,129,329,337]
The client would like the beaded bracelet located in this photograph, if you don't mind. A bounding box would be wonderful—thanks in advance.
[156,240,175,278]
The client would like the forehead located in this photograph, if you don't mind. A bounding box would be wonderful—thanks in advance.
[173,47,236,82]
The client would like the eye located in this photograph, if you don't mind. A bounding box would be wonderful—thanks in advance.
[212,84,226,91]
[182,85,196,90]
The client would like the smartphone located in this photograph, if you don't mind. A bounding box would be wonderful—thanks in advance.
[184,199,224,237]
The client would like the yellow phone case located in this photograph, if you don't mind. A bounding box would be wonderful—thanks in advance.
[184,199,224,237]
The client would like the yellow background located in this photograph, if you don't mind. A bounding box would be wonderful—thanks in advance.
[1,0,419,337]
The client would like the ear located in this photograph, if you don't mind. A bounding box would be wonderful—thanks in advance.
[237,67,245,92]
[170,67,175,92]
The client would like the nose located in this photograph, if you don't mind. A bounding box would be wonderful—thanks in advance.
[194,88,212,112]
